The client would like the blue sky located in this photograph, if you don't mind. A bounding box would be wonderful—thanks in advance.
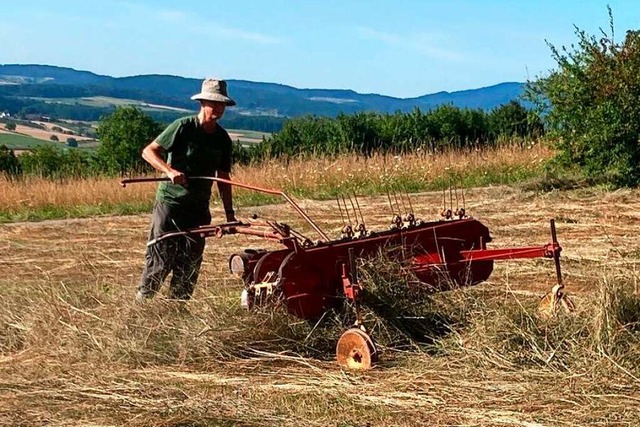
[1,1,639,98]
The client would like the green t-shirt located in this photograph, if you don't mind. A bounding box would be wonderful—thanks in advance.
[155,116,232,207]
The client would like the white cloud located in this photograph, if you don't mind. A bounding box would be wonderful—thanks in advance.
[191,23,284,45]
[357,27,464,62]
[143,5,283,45]
[156,9,189,24]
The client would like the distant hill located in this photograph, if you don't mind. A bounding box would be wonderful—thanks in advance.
[0,64,526,130]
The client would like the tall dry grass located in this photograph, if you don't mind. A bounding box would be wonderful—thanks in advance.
[234,142,552,194]
[0,143,552,222]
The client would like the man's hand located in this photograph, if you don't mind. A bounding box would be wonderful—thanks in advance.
[167,168,187,186]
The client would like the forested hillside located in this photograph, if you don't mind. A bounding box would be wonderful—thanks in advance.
[0,64,524,131]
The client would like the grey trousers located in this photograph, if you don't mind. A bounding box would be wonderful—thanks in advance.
[138,201,211,300]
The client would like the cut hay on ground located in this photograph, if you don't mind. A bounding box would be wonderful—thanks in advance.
[1,186,639,425]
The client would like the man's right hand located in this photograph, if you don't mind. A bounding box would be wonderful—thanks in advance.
[167,169,187,186]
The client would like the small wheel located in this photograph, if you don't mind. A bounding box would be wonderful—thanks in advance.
[336,328,378,370]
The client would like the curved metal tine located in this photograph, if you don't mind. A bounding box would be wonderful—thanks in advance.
[348,194,359,227]
[398,188,408,215]
[442,184,447,214]
[454,179,460,213]
[406,190,414,215]
[386,188,396,218]
[461,183,466,212]
[393,192,402,216]
[353,192,366,229]
[336,195,347,228]
[449,174,454,213]
[341,194,353,226]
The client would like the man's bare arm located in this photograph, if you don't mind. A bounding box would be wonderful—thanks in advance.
[216,170,235,221]
[142,141,186,185]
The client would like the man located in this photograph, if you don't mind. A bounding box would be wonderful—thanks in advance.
[137,78,237,301]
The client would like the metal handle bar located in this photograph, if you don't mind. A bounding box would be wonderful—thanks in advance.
[120,176,329,241]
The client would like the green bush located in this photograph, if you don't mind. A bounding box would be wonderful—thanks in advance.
[528,8,640,186]
[258,103,542,160]
[488,101,544,141]
[0,144,22,177]
[4,121,16,131]
[19,145,96,178]
[96,106,162,174]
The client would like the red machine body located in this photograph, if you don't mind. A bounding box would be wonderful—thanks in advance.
[230,216,560,320]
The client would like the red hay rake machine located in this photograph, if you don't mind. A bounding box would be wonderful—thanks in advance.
[122,177,574,370]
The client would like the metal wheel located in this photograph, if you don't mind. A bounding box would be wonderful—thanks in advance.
[336,328,378,370]
[253,250,290,283]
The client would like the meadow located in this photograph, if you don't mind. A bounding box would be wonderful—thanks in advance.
[1,143,639,426]
[0,131,57,150]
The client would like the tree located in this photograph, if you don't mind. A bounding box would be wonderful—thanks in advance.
[4,122,16,131]
[18,144,95,178]
[528,8,640,186]
[0,145,22,177]
[49,134,59,142]
[96,106,162,174]
[18,145,65,177]
[66,137,78,148]
[488,101,543,141]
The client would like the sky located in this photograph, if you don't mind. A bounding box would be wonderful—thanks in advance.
[1,0,639,98]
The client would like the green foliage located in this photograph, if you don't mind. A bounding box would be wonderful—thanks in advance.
[49,134,59,142]
[96,106,162,174]
[231,141,252,166]
[257,103,541,159]
[0,145,22,177]
[4,121,16,131]
[528,8,640,186]
[488,101,544,140]
[19,144,96,178]
[66,137,78,147]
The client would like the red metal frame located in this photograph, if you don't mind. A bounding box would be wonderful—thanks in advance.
[122,177,563,320]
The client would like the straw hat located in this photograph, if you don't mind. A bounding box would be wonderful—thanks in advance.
[190,78,236,106]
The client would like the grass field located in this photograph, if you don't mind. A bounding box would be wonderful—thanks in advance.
[0,131,63,150]
[28,96,195,114]
[1,185,639,426]
[228,128,270,144]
